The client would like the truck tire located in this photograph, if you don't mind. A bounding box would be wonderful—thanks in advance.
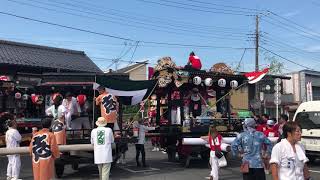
[55,164,64,178]
[72,163,79,170]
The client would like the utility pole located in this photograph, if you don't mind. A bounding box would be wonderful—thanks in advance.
[255,15,259,72]
[255,15,261,114]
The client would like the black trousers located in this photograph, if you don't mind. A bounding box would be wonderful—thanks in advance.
[243,168,266,180]
[135,144,146,165]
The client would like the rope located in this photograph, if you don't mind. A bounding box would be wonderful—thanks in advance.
[125,80,159,128]
[200,81,248,116]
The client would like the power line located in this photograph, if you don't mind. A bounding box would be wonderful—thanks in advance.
[8,0,248,41]
[0,11,133,41]
[156,0,254,14]
[56,0,250,33]
[185,0,262,12]
[260,46,314,70]
[0,11,254,49]
[64,0,251,32]
[129,41,140,64]
[134,0,254,16]
[268,11,320,39]
[235,48,247,72]
[262,15,320,42]
[261,35,320,63]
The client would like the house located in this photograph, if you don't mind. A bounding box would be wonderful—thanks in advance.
[0,39,102,112]
[283,69,320,103]
[230,74,293,119]
[111,61,148,80]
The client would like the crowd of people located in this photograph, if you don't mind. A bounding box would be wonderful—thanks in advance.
[1,96,314,180]
[203,113,312,180]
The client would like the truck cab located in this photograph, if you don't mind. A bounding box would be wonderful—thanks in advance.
[293,101,320,161]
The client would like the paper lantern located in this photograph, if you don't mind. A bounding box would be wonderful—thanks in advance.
[22,94,29,100]
[204,78,213,86]
[230,80,238,88]
[218,78,226,87]
[193,76,202,85]
[15,92,21,99]
[31,94,44,105]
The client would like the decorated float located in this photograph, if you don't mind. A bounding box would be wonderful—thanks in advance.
[147,56,250,166]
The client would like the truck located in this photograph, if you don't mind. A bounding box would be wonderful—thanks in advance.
[293,101,320,162]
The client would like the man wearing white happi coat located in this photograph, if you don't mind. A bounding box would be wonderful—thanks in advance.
[6,119,22,180]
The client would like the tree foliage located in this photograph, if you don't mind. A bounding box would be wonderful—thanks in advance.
[264,55,284,75]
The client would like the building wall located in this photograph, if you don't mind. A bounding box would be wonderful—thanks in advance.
[129,65,147,80]
[283,75,293,94]
[230,86,249,112]
[282,70,320,104]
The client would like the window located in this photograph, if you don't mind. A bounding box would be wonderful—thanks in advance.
[295,112,320,129]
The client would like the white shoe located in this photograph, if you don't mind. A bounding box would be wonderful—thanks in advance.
[7,177,12,180]
[152,147,157,152]
[156,147,160,151]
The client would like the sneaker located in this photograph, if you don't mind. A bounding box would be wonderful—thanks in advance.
[152,147,157,152]
[156,147,160,151]
[7,177,12,180]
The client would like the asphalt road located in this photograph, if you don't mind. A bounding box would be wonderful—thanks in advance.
[1,142,320,180]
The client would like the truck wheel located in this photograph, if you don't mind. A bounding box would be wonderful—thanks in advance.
[55,164,64,178]
[72,163,79,170]
[184,156,191,168]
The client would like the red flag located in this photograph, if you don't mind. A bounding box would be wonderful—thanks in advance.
[148,67,154,80]
[244,68,269,84]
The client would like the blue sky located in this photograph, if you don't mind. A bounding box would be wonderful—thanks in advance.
[0,0,320,73]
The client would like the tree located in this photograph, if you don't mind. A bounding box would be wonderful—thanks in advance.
[264,55,284,75]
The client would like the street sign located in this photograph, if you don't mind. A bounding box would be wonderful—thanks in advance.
[274,85,281,91]
[274,78,281,85]
[274,92,281,98]
[274,99,281,105]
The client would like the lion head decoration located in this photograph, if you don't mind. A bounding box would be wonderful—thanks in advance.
[153,57,177,88]
[210,63,234,74]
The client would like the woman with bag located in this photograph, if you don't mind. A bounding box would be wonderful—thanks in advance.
[231,118,273,180]
[201,125,223,180]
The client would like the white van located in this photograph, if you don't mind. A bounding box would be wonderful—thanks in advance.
[293,101,320,162]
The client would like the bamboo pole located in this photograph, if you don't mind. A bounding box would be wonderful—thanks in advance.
[0,144,94,156]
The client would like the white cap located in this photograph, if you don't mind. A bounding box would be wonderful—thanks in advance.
[267,119,275,126]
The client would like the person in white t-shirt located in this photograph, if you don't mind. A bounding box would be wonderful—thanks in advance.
[270,121,312,180]
[62,92,81,129]
[91,117,114,180]
[5,118,22,180]
[135,119,156,167]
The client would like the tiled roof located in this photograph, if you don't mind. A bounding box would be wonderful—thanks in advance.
[114,61,147,73]
[0,40,102,73]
